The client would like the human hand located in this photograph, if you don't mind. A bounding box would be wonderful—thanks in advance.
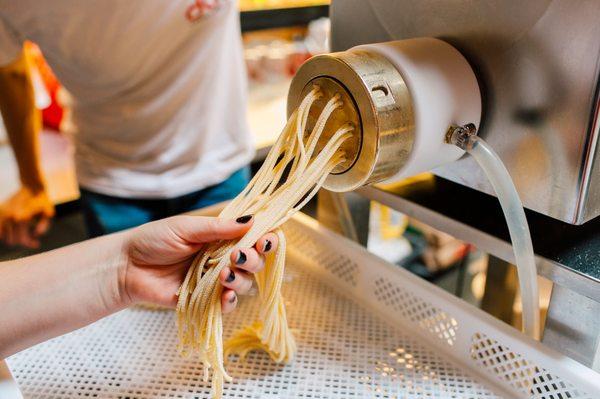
[0,186,54,248]
[120,215,277,313]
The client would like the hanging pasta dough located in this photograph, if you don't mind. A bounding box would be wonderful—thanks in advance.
[176,86,353,398]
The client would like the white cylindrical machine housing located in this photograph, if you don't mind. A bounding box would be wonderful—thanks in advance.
[357,38,482,181]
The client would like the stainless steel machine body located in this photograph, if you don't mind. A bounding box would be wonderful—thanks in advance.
[330,0,600,225]
[322,0,600,371]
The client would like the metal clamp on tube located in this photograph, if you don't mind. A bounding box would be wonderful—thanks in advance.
[446,123,479,151]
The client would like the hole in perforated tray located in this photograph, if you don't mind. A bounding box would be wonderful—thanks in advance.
[470,332,592,399]
[374,278,459,347]
[284,223,359,287]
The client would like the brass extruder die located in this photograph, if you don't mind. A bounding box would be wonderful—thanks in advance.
[287,48,416,192]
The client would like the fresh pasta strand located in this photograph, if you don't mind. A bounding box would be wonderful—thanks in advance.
[176,86,354,398]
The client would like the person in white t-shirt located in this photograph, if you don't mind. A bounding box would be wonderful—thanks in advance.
[0,0,255,247]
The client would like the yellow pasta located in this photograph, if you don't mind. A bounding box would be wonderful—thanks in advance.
[176,86,353,398]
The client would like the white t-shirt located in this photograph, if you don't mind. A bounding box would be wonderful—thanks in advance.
[0,0,254,198]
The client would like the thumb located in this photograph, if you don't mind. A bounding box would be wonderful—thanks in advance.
[167,215,253,244]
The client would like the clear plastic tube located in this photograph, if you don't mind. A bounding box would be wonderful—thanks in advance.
[467,136,540,340]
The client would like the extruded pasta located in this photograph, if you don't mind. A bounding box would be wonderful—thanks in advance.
[176,86,353,398]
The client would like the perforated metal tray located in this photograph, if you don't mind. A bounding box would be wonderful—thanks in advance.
[7,214,600,398]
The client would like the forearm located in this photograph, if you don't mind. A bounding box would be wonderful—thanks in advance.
[0,232,130,358]
[0,50,45,192]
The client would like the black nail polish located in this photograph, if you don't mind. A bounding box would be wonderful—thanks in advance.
[228,294,237,304]
[263,239,272,252]
[236,215,252,224]
[235,250,247,265]
[226,271,235,283]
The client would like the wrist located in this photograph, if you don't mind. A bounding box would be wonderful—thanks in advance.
[96,231,133,312]
[22,178,47,195]
[115,230,137,308]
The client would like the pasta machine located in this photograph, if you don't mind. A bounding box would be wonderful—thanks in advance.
[287,0,600,372]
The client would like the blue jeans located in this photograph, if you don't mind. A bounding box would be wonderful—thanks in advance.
[79,167,250,238]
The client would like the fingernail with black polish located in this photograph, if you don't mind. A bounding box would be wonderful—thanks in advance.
[235,250,247,265]
[226,270,235,283]
[263,239,272,252]
[228,294,237,304]
[236,215,252,224]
